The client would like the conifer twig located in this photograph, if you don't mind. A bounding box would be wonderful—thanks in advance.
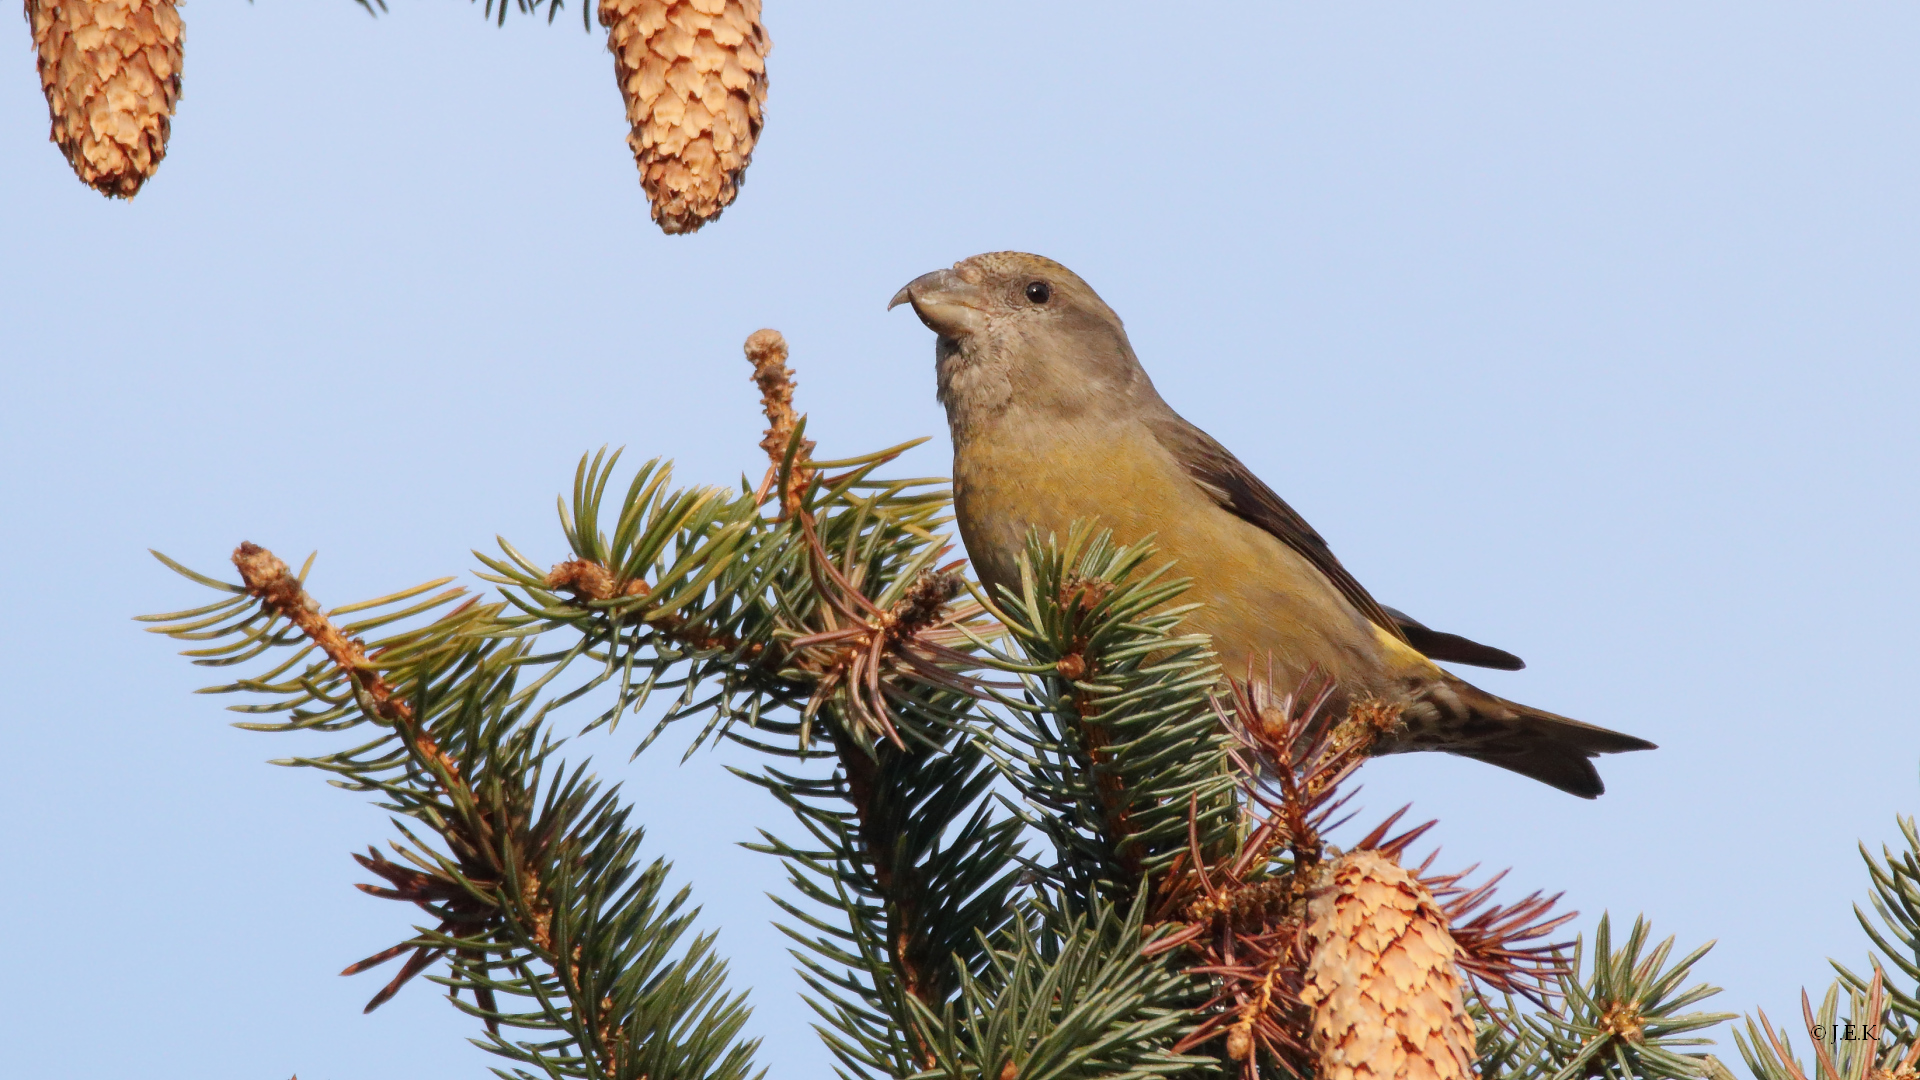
[157,536,764,1080]
[231,541,512,1024]
[742,328,988,1068]
[233,542,434,732]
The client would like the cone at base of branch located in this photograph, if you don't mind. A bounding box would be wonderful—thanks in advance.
[26,0,183,197]
[599,0,769,234]
[1303,849,1476,1080]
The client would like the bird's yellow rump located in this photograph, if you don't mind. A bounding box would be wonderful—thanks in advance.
[891,251,1653,797]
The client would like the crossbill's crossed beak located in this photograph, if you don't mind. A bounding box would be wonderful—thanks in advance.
[889,269,987,339]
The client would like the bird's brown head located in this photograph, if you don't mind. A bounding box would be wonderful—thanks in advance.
[889,252,1153,432]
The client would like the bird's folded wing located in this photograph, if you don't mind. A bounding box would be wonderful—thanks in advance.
[1146,413,1525,671]
[1379,606,1524,671]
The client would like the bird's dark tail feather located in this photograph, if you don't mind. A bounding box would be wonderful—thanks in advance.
[1422,679,1657,798]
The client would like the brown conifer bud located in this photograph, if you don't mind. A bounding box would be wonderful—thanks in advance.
[1301,850,1477,1080]
[25,0,183,198]
[598,0,769,234]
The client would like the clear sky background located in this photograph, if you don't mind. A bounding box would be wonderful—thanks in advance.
[3,3,1917,1077]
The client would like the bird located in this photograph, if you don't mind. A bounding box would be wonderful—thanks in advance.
[889,251,1654,797]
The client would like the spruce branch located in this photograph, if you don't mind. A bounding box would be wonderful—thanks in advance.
[143,541,762,1080]
[1738,968,1920,1080]
[1520,915,1733,1080]
[730,330,1024,1078]
[1768,807,1920,1080]
[969,524,1235,904]
[908,896,1217,1080]
[1835,814,1920,1041]
[141,323,1755,1080]
[473,446,807,755]
[1473,992,1556,1080]
[741,732,1022,1079]
[229,541,467,777]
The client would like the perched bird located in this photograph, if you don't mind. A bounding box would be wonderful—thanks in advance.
[890,251,1654,797]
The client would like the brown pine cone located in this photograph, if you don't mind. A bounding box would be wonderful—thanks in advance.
[1301,850,1477,1080]
[598,0,769,234]
[25,0,183,198]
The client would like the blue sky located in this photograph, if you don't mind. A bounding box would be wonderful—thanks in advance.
[3,3,1917,1077]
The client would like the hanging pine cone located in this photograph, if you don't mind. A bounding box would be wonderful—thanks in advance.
[1301,850,1477,1080]
[598,0,769,234]
[25,0,183,198]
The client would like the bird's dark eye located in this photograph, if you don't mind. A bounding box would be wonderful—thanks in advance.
[1025,281,1051,304]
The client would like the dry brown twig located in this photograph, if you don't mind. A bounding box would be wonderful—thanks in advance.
[786,514,986,748]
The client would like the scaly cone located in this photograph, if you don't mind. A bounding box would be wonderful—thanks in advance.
[598,0,769,234]
[1301,850,1477,1080]
[26,0,183,198]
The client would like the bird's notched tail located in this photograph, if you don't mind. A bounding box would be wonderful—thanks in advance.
[1398,676,1658,798]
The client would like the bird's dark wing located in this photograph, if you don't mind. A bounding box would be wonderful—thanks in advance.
[1146,413,1525,671]
[1380,605,1524,671]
